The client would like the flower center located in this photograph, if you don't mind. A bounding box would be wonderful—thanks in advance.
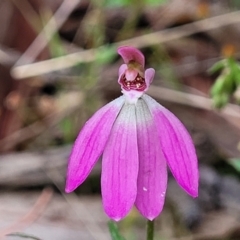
[120,73,146,92]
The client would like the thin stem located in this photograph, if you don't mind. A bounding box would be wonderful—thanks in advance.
[146,219,155,240]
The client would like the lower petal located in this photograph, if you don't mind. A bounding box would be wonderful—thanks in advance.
[101,103,138,221]
[65,96,124,193]
[135,99,167,220]
[142,94,198,197]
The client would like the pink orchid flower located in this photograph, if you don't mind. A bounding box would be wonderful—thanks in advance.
[65,46,198,221]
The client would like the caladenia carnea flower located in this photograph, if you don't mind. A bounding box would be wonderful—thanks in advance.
[65,46,198,221]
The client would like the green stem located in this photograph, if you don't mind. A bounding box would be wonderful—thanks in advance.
[146,219,155,240]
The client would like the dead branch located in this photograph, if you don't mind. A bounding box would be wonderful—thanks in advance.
[13,0,81,67]
[0,188,53,240]
[11,10,240,79]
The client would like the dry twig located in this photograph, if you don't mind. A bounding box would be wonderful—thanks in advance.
[148,85,240,130]
[11,10,240,79]
[148,85,240,119]
[13,0,81,66]
[0,188,53,240]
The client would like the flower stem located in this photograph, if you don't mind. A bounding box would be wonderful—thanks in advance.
[146,219,155,240]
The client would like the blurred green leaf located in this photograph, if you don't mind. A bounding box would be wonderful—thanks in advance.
[48,33,66,58]
[95,45,117,65]
[7,232,42,240]
[213,93,229,108]
[209,57,240,108]
[231,0,240,10]
[208,60,226,74]
[40,9,65,58]
[228,158,240,172]
[104,0,167,7]
[235,71,240,85]
[144,0,167,5]
[60,117,75,143]
[231,64,240,85]
[108,221,126,240]
[210,76,226,95]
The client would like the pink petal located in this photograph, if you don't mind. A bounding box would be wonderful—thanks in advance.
[65,96,124,193]
[142,94,198,197]
[101,103,138,221]
[145,68,155,89]
[135,99,167,220]
[118,64,127,78]
[118,46,145,67]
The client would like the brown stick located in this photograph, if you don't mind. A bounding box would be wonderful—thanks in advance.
[12,10,240,79]
[13,0,81,66]
[0,188,53,240]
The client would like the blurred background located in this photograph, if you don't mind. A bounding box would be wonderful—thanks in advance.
[1,0,240,239]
